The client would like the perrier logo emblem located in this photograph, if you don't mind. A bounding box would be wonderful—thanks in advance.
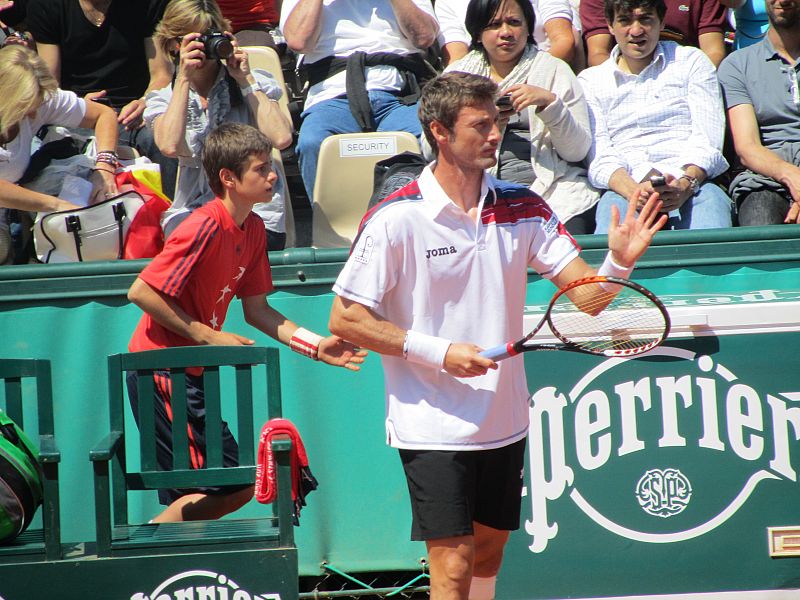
[524,345,800,552]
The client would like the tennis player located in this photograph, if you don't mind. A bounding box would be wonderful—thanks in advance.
[328,72,667,600]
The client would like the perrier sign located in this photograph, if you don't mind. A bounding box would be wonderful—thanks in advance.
[509,330,800,599]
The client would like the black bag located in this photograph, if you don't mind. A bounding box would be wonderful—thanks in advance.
[367,151,427,210]
[0,408,42,543]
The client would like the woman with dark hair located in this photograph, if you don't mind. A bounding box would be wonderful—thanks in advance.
[446,0,598,234]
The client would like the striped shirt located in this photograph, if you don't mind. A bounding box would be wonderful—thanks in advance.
[579,41,728,188]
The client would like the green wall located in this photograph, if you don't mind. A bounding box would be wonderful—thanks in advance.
[1,226,800,597]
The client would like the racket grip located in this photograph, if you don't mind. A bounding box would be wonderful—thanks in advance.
[480,343,515,362]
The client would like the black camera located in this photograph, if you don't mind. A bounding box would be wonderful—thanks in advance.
[199,31,233,60]
[495,94,513,109]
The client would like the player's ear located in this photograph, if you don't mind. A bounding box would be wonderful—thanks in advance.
[429,119,450,149]
[219,167,237,190]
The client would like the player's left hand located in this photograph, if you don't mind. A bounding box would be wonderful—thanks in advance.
[318,336,368,371]
[607,192,668,267]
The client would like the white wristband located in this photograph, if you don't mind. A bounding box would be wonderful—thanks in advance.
[598,251,634,292]
[290,327,324,360]
[598,251,634,279]
[404,330,451,370]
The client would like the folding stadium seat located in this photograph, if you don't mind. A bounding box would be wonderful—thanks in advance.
[311,131,421,248]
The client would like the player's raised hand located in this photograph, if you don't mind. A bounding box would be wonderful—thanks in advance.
[607,192,668,267]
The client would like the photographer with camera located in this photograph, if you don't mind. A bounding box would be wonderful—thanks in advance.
[145,0,293,250]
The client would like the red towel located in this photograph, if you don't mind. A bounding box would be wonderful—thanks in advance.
[255,418,318,524]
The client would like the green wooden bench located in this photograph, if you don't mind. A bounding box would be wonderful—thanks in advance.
[0,358,61,563]
[90,345,295,564]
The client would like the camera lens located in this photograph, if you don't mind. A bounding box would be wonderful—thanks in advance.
[206,34,233,60]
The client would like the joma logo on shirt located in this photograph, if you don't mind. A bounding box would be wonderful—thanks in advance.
[426,246,457,259]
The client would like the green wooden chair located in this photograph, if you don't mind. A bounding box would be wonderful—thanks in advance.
[0,358,61,563]
[90,345,295,559]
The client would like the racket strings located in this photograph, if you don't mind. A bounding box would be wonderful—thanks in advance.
[549,284,666,353]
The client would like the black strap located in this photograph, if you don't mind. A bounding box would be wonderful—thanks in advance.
[112,202,127,260]
[65,215,83,262]
[305,52,437,132]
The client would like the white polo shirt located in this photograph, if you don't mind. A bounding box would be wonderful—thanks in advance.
[333,166,579,451]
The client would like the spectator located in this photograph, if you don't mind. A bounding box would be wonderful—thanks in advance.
[26,0,178,198]
[445,0,598,234]
[280,0,439,203]
[127,122,365,523]
[216,0,282,49]
[721,0,768,50]
[579,0,733,232]
[436,0,582,70]
[581,0,728,67]
[328,71,665,600]
[718,0,800,225]
[146,0,293,250]
[0,0,29,46]
[0,46,118,262]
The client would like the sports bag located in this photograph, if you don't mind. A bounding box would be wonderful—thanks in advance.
[33,191,146,263]
[0,408,42,543]
[367,151,427,210]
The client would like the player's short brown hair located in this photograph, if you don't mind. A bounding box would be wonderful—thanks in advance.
[418,72,498,156]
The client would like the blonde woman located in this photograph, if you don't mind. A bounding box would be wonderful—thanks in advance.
[145,0,292,249]
[0,46,119,211]
[0,45,119,262]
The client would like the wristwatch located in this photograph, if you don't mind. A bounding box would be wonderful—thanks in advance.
[680,174,700,195]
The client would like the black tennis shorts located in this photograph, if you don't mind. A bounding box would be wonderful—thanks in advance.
[126,370,250,505]
[398,436,526,541]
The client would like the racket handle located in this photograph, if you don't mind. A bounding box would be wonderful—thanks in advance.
[480,343,516,362]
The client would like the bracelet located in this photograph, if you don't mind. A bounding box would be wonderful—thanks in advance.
[241,82,261,96]
[95,150,120,170]
[290,327,324,360]
[404,330,451,370]
[91,166,116,175]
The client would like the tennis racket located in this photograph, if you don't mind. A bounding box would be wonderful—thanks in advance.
[480,275,670,361]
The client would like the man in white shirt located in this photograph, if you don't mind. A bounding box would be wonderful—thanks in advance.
[578,0,732,232]
[328,71,666,600]
[280,0,439,202]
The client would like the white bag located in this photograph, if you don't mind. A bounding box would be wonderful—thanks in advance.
[33,191,145,263]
